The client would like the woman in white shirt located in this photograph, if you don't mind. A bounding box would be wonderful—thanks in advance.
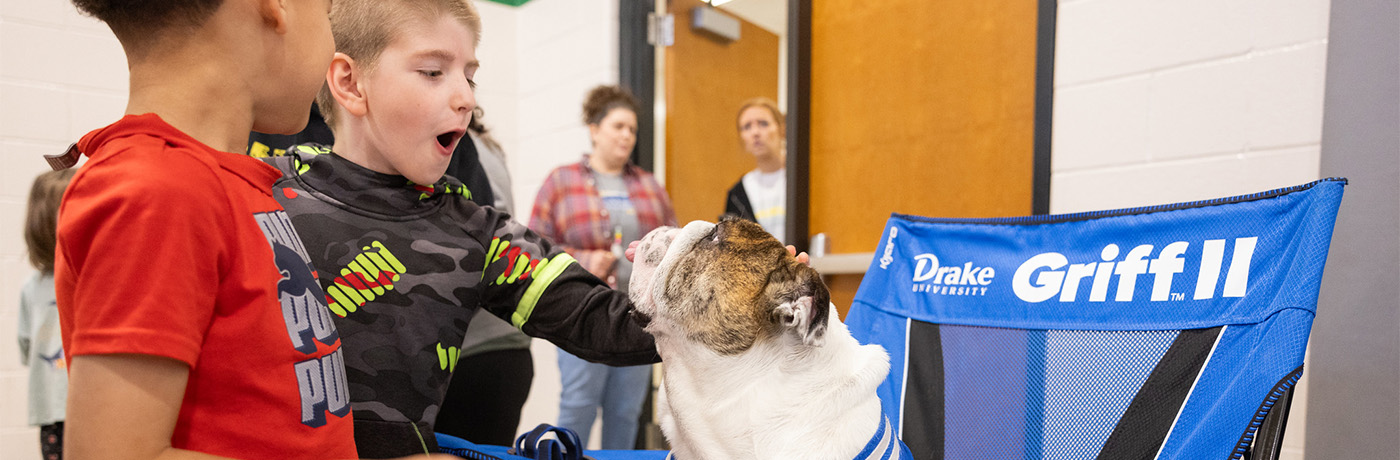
[722,97,787,243]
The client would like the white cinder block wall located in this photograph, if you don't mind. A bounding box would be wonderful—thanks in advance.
[1052,0,1330,210]
[1052,0,1331,458]
[0,2,128,459]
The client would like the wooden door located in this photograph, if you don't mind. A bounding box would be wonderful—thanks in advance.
[664,0,781,224]
[808,0,1041,311]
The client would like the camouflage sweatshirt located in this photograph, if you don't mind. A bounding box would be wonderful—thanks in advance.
[266,146,657,457]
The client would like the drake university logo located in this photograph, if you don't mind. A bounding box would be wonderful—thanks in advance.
[910,253,996,297]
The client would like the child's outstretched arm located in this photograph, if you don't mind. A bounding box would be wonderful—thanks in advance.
[477,211,658,366]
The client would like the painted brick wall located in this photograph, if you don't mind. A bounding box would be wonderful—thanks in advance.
[1052,0,1331,458]
[507,0,620,220]
[1053,0,1330,211]
[474,0,521,211]
[0,1,128,458]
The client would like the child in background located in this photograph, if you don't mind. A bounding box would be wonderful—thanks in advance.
[266,0,656,456]
[18,169,75,460]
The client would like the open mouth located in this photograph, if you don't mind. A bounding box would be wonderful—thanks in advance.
[436,131,462,150]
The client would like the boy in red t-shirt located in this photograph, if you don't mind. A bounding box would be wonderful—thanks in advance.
[54,1,452,459]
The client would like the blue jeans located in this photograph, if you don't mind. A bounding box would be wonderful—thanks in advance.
[556,350,652,449]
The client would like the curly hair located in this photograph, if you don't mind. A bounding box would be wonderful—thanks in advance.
[582,85,639,126]
[70,0,224,45]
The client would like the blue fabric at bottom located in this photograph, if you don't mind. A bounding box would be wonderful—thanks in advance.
[584,450,672,460]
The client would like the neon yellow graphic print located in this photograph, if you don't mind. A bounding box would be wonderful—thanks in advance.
[324,241,408,317]
[436,343,461,372]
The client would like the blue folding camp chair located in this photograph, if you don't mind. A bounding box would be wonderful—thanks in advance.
[845,178,1346,460]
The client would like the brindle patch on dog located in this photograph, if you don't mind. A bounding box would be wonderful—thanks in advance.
[659,217,830,355]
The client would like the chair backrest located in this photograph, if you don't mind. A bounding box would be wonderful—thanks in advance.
[845,178,1346,460]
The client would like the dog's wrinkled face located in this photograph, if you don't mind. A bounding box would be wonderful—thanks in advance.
[630,217,831,355]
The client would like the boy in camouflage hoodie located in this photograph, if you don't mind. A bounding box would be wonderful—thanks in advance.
[265,0,656,456]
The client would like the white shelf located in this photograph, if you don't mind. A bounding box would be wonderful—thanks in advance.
[810,252,875,275]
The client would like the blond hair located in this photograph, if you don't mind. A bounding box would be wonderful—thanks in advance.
[735,97,785,135]
[317,0,482,130]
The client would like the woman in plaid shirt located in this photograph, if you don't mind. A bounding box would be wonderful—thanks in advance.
[529,85,677,450]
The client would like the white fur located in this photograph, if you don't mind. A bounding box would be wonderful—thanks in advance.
[632,222,894,460]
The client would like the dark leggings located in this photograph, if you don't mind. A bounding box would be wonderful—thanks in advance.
[435,348,534,445]
[40,422,63,460]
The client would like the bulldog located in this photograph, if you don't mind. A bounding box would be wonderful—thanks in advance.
[628,218,911,460]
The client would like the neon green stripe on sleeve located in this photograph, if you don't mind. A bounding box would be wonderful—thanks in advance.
[512,253,577,328]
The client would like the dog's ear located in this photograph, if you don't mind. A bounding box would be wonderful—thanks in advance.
[774,266,831,347]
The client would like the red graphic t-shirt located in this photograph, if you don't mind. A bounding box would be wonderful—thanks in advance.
[55,114,357,459]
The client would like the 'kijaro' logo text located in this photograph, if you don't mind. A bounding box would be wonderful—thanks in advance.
[911,253,995,296]
[879,228,898,269]
[1013,237,1257,303]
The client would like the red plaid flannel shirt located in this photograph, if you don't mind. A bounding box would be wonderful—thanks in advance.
[528,156,677,281]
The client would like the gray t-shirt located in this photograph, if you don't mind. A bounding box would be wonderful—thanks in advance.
[593,170,641,292]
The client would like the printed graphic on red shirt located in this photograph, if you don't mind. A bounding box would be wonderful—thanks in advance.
[255,210,352,428]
